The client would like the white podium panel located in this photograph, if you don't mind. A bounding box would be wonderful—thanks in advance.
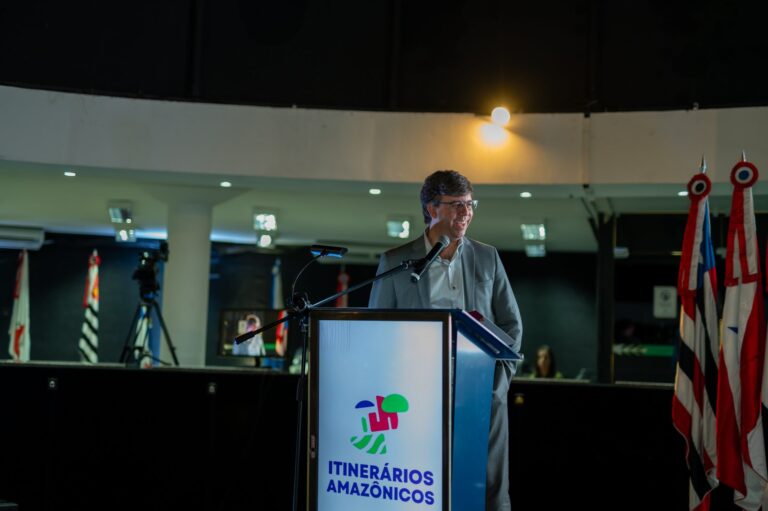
[310,313,449,511]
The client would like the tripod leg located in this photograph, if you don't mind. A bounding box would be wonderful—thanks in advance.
[119,303,143,363]
[151,299,180,366]
[137,306,154,368]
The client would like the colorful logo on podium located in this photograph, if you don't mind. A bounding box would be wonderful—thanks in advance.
[350,393,409,455]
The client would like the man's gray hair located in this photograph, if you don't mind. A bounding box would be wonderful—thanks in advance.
[419,170,473,224]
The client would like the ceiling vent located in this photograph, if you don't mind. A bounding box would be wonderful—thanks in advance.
[0,226,45,250]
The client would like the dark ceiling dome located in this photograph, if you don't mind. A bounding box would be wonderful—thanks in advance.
[1,0,767,114]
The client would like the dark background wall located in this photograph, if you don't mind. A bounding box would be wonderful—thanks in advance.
[613,213,768,382]
[0,235,150,363]
[15,209,767,383]
[0,234,598,379]
[501,252,597,379]
[1,1,767,114]
[15,210,765,384]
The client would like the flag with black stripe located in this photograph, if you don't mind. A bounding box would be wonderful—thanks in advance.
[78,250,100,364]
[673,170,719,510]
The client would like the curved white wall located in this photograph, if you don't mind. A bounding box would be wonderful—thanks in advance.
[2,85,765,186]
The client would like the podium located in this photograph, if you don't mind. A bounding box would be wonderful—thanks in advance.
[308,308,521,511]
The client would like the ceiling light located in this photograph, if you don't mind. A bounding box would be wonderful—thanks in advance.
[520,191,532,198]
[256,234,273,248]
[525,244,546,257]
[64,171,76,177]
[114,225,136,243]
[253,211,278,231]
[521,223,546,241]
[386,217,412,239]
[253,208,278,248]
[220,181,232,188]
[491,106,511,126]
[108,201,133,224]
[369,188,382,195]
[614,247,630,258]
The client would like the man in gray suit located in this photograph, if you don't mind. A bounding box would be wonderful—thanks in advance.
[368,170,522,511]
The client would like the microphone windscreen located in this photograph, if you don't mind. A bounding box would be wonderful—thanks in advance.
[310,245,348,258]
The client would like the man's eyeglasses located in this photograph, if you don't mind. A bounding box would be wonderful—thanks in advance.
[434,199,479,211]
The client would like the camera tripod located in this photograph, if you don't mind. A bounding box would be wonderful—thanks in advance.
[119,293,180,367]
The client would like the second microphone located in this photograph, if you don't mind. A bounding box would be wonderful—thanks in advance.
[411,235,450,283]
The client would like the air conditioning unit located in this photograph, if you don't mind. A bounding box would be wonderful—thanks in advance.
[0,226,45,250]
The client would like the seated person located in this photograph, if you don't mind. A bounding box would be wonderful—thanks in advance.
[530,344,563,379]
[232,313,266,356]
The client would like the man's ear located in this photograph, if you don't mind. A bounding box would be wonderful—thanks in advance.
[426,202,438,220]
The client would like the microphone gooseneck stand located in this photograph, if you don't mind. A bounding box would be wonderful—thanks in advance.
[232,246,445,511]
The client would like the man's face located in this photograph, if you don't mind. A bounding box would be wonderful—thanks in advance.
[427,193,474,241]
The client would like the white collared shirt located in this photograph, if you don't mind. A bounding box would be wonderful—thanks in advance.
[423,232,465,310]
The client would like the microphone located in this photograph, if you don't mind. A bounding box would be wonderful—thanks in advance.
[411,235,450,283]
[310,244,348,258]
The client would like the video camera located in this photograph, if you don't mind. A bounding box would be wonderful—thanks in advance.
[132,241,169,298]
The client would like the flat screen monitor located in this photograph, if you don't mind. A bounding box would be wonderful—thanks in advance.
[219,309,288,358]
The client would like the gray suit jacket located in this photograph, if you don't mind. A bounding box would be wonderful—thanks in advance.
[369,235,522,509]
[368,236,522,358]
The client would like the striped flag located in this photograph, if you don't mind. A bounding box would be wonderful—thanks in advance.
[673,171,719,510]
[133,305,154,368]
[8,250,30,362]
[78,250,100,363]
[272,258,288,357]
[336,265,349,308]
[716,159,768,509]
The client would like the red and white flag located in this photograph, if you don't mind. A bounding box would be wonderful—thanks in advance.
[272,258,288,357]
[716,159,768,509]
[78,250,100,364]
[8,250,30,362]
[673,171,719,510]
[336,265,349,308]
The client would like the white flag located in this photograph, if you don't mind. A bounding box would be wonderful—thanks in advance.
[716,159,768,509]
[272,258,288,357]
[8,250,30,362]
[78,250,100,364]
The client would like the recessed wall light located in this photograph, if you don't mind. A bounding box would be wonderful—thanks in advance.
[254,212,278,231]
[520,192,532,198]
[525,244,546,257]
[107,201,133,224]
[521,223,546,241]
[369,188,382,195]
[220,181,232,188]
[256,234,273,248]
[114,227,136,243]
[386,217,412,239]
[64,171,77,177]
[677,190,688,196]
